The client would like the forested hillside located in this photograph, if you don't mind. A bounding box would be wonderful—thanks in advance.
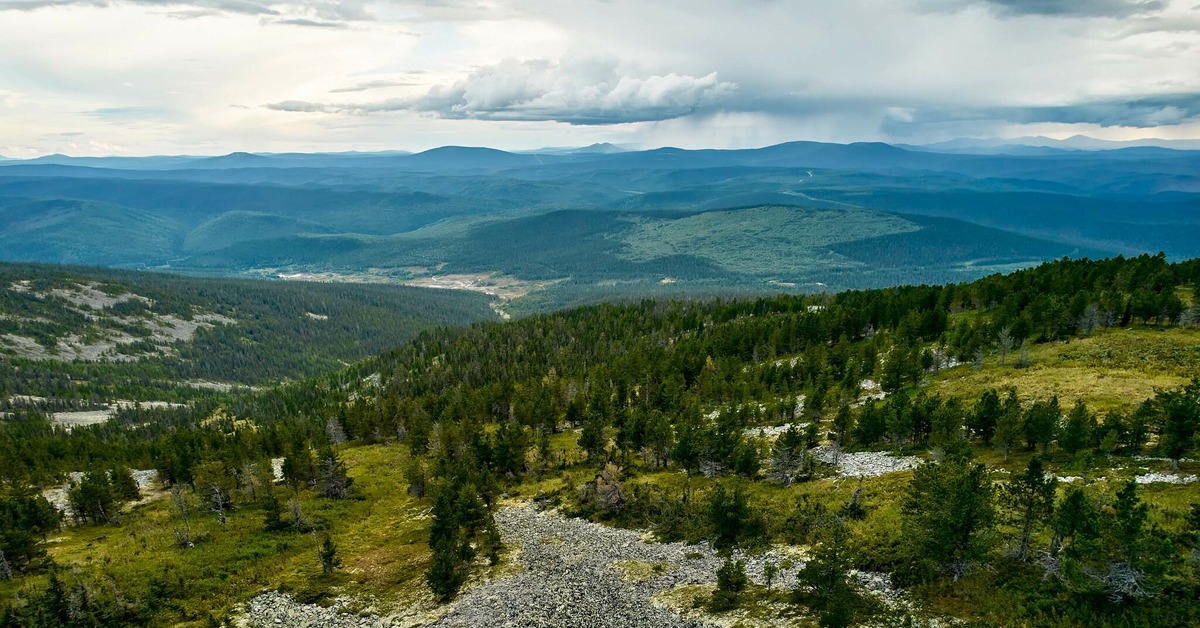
[0,263,497,389]
[1,254,1199,627]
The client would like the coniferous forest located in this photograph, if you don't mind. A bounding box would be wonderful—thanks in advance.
[1,253,1199,627]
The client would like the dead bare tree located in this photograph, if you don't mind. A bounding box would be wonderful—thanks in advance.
[170,485,194,549]
[1078,304,1100,335]
[325,417,347,446]
[289,497,309,531]
[997,327,1014,365]
[207,481,231,526]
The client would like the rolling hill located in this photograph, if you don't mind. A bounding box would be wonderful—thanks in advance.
[1,140,1197,310]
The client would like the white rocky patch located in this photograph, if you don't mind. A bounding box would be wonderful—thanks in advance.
[1133,473,1198,485]
[48,400,185,430]
[743,422,809,440]
[852,379,888,407]
[41,470,160,519]
[1133,455,1195,463]
[809,445,920,478]
[1,280,234,361]
[50,410,112,429]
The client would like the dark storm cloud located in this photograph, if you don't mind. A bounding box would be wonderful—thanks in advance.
[1007,93,1200,126]
[984,0,1166,17]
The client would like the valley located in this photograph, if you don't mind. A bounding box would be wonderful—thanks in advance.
[3,141,1193,312]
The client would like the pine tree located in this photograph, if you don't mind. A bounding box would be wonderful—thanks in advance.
[1023,397,1060,456]
[109,464,141,502]
[405,457,427,498]
[282,442,315,491]
[709,483,761,550]
[707,557,748,611]
[427,536,464,602]
[319,535,341,575]
[481,513,502,566]
[69,467,118,524]
[1060,402,1094,456]
[968,389,1000,444]
[579,411,607,462]
[261,488,286,532]
[795,518,858,628]
[1155,381,1198,469]
[1052,486,1098,555]
[643,410,674,468]
[993,390,1022,461]
[1003,457,1056,561]
[763,560,778,592]
[901,454,996,581]
[831,402,853,451]
[1108,479,1148,564]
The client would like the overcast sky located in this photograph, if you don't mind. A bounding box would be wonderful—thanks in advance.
[1,0,1199,156]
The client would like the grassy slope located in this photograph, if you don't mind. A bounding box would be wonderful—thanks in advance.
[930,326,1200,412]
[3,445,435,626]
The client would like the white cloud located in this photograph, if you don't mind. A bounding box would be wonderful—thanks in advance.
[0,0,1198,155]
[270,57,737,124]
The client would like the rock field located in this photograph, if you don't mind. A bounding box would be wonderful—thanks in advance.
[238,503,822,628]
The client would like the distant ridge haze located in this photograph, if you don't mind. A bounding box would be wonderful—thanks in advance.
[1,134,1197,313]
[4,136,1200,170]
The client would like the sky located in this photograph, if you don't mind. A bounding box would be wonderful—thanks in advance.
[1,0,1199,156]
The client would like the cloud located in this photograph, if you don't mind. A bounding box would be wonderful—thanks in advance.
[984,0,1161,17]
[984,0,1166,17]
[879,93,1200,133]
[265,100,331,113]
[268,57,738,125]
[271,17,346,27]
[3,0,1199,154]
[919,0,1168,18]
[84,106,169,119]
[0,0,382,20]
[1003,93,1200,127]
[329,79,422,93]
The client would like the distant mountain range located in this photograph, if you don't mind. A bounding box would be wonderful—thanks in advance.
[1,139,1197,312]
[904,135,1200,154]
